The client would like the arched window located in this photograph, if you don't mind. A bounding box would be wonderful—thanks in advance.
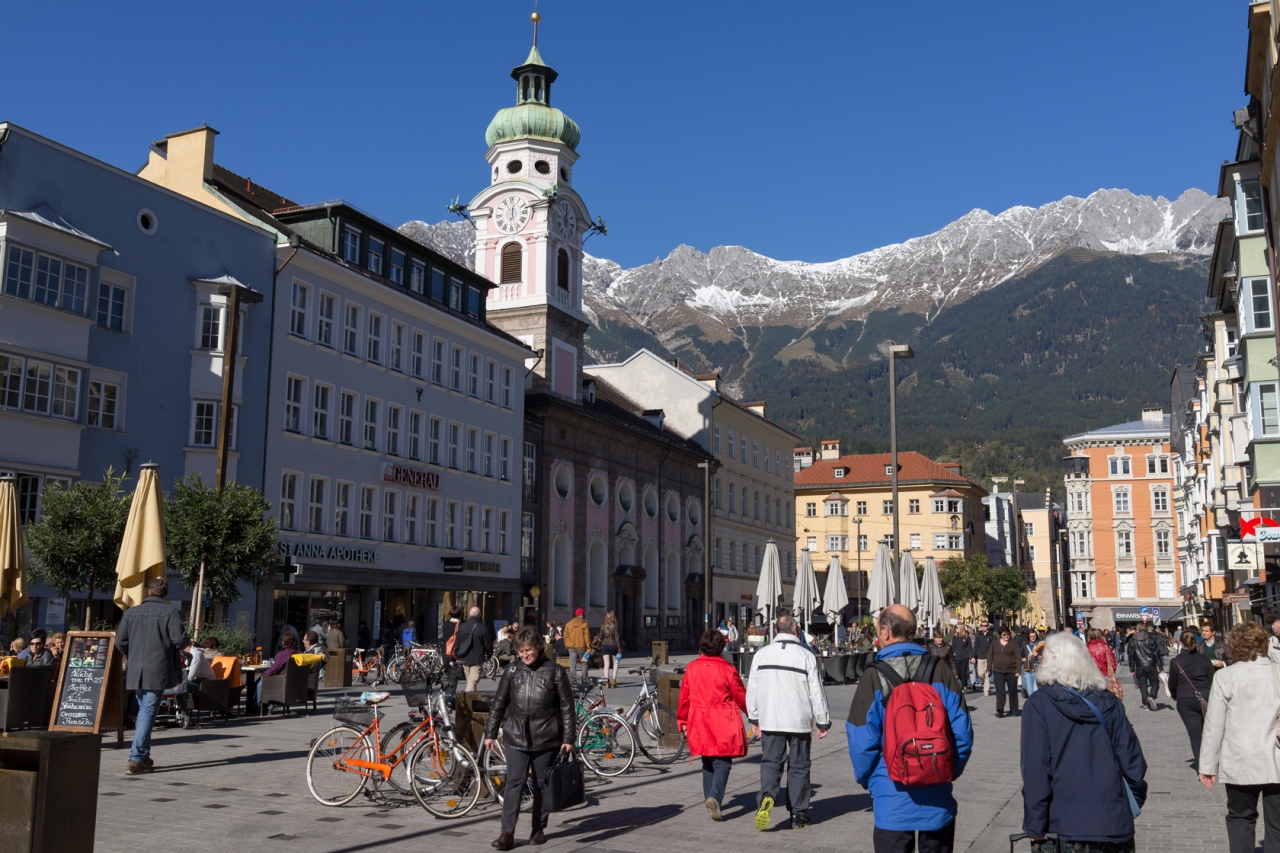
[521,75,531,102]
[589,540,607,608]
[535,76,544,102]
[500,243,522,284]
[643,547,658,609]
[553,534,572,608]
[557,248,570,291]
[665,551,680,610]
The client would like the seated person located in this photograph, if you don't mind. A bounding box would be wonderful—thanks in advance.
[494,625,516,665]
[7,637,25,656]
[17,629,45,659]
[170,638,216,709]
[258,633,297,711]
[303,631,325,656]
[22,634,54,668]
[48,633,65,667]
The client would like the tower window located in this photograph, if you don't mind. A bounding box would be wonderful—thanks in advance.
[501,243,523,284]
[506,160,522,174]
[535,76,544,102]
[521,75,531,101]
[535,160,551,174]
[557,249,570,291]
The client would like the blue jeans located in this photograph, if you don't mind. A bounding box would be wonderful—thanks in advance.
[1022,672,1037,697]
[702,756,732,804]
[131,689,162,763]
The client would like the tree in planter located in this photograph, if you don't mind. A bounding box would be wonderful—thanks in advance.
[26,469,131,630]
[982,563,1031,625]
[165,474,278,635]
[937,554,988,622]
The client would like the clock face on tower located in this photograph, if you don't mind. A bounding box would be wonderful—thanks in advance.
[554,201,577,240]
[494,196,530,234]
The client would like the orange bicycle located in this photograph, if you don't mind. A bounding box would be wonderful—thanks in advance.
[351,647,385,685]
[305,691,480,817]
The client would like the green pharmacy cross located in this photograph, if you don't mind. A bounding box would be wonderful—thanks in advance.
[276,555,303,585]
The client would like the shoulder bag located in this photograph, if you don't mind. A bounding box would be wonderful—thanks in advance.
[1066,689,1140,818]
[1106,654,1124,702]
[1174,658,1207,716]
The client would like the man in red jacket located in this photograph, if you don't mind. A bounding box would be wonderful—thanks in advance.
[677,629,749,822]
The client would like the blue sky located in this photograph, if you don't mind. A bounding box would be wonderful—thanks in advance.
[3,1,1243,269]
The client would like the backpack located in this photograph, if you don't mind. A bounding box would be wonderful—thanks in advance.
[872,655,956,787]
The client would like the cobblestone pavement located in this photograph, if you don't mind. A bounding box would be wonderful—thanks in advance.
[90,658,1253,852]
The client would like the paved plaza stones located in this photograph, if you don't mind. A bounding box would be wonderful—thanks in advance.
[91,658,1253,852]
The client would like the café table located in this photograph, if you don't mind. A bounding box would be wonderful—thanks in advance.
[240,664,268,716]
[818,653,852,685]
[725,648,758,679]
[847,650,873,683]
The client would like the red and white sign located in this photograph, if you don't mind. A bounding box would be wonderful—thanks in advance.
[381,462,440,490]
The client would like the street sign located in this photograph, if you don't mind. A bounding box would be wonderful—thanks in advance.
[1139,606,1150,615]
[1152,607,1160,617]
[1075,610,1084,621]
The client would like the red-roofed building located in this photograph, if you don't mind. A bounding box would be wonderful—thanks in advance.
[795,444,988,607]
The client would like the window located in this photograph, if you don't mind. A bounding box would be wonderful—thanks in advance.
[1072,572,1095,599]
[4,246,89,315]
[360,486,376,539]
[524,442,537,499]
[451,346,463,391]
[4,246,33,299]
[430,267,447,302]
[445,501,458,549]
[753,442,759,468]
[467,428,479,473]
[192,401,218,446]
[933,533,949,550]
[503,367,513,408]
[411,260,426,294]
[344,304,360,355]
[1070,530,1091,557]
[432,339,445,384]
[21,360,50,414]
[741,437,747,462]
[389,248,405,285]
[426,498,439,547]
[1226,327,1239,357]
[557,248,570,290]
[1023,522,1035,538]
[386,405,402,456]
[405,493,419,544]
[834,468,844,479]
[280,473,298,531]
[390,322,404,371]
[87,381,119,429]
[765,445,772,473]
[1155,529,1172,557]
[429,417,442,465]
[1118,571,1136,599]
[1258,382,1280,436]
[856,501,867,515]
[825,500,846,516]
[313,384,331,439]
[364,398,379,450]
[806,502,817,517]
[882,499,893,514]
[1248,278,1273,333]
[858,534,868,551]
[481,507,493,552]
[1241,178,1265,232]
[1114,490,1130,514]
[885,534,894,551]
[1027,545,1037,562]
[910,533,922,549]
[464,505,475,551]
[317,293,334,346]
[290,283,308,337]
[499,510,510,554]
[501,438,512,480]
[1071,491,1087,513]
[97,283,126,331]
[885,465,893,476]
[776,453,782,477]
[484,433,495,477]
[411,332,425,378]
[199,305,222,350]
[469,354,480,397]
[50,367,79,419]
[1157,571,1175,599]
[500,243,522,284]
[367,314,383,363]
[408,411,422,461]
[825,535,847,551]
[931,533,963,550]
[754,491,760,519]
[807,536,818,551]
[284,376,304,432]
[728,430,736,459]
[932,498,963,513]
[339,391,355,445]
[342,226,361,263]
[383,490,398,542]
[308,477,326,534]
[521,512,534,571]
[1117,530,1133,558]
[1153,488,1169,513]
[449,423,460,469]
[449,278,463,312]
[1109,457,1131,476]
[713,426,722,454]
[335,482,351,536]
[908,499,920,514]
[728,485,736,514]
[486,360,497,403]
[1147,455,1169,475]
[367,238,384,275]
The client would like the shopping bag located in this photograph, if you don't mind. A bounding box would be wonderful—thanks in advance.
[541,751,585,811]
[1159,671,1171,699]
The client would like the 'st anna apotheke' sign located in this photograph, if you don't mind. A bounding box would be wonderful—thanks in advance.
[382,462,440,490]
[277,541,378,563]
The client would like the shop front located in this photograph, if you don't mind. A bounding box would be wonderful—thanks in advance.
[1109,606,1185,630]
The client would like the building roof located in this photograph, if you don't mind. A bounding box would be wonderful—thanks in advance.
[1063,414,1171,445]
[1,203,112,249]
[795,451,983,492]
[823,492,849,502]
[929,489,966,499]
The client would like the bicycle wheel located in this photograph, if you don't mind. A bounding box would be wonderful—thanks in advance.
[380,722,424,794]
[480,656,499,679]
[635,702,685,764]
[385,657,404,684]
[306,725,373,806]
[576,711,635,777]
[368,659,385,686]
[482,740,534,812]
[409,739,482,818]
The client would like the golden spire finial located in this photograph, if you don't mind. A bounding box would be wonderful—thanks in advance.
[532,3,541,47]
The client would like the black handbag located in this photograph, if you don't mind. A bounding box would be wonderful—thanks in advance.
[541,751,585,811]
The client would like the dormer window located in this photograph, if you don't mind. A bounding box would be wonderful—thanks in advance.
[833,468,844,478]
[884,465,893,476]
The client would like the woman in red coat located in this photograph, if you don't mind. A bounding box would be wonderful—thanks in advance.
[1086,628,1122,700]
[677,629,749,821]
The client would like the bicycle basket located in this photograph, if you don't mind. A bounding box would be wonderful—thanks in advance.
[402,678,433,709]
[333,696,380,729]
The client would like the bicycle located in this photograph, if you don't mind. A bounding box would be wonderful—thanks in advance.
[305,688,480,818]
[385,642,442,683]
[571,689,636,777]
[351,647,385,685]
[576,663,685,764]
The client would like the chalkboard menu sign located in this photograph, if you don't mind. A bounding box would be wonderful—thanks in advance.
[50,631,123,736]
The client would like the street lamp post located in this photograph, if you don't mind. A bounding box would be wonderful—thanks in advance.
[852,515,863,617]
[888,344,914,570]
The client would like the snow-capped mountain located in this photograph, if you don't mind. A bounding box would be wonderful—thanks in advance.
[400,187,1226,333]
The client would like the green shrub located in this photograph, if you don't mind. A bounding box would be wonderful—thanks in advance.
[186,622,254,657]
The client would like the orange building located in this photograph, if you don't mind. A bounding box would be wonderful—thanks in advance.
[1063,408,1181,629]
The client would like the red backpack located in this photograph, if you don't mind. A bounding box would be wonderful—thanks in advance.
[872,655,956,787]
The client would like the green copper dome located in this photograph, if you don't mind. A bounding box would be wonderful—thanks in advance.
[485,103,581,150]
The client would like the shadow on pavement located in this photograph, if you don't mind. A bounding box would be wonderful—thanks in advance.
[558,803,684,844]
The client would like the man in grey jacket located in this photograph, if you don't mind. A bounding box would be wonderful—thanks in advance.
[115,577,187,775]
[746,614,831,831]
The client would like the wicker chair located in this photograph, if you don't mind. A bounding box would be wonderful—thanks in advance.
[185,677,233,726]
[259,660,316,716]
[0,664,54,731]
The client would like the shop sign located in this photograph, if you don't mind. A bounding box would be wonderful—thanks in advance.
[277,541,378,563]
[382,462,440,490]
[441,556,502,573]
[1223,591,1252,604]
[1227,540,1264,572]
[45,598,66,628]
[740,595,752,601]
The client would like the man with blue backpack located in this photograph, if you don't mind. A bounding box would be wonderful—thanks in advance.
[847,604,974,853]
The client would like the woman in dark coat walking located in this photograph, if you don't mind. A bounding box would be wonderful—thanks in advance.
[988,627,1024,717]
[929,630,957,676]
[676,629,748,821]
[1021,633,1148,853]
[1167,630,1215,773]
[483,626,575,850]
[951,626,974,692]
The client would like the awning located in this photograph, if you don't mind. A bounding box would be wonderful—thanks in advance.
[1111,606,1184,623]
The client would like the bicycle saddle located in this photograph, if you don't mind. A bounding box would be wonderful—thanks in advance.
[358,691,392,704]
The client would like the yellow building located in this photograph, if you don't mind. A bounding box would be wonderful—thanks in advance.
[795,445,988,608]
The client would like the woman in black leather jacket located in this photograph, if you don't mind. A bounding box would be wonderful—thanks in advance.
[1168,630,1216,772]
[483,626,575,850]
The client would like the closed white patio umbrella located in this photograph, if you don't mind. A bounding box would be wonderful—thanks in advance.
[919,556,945,635]
[898,550,920,619]
[791,549,822,632]
[822,553,849,633]
[867,542,896,622]
[756,541,784,636]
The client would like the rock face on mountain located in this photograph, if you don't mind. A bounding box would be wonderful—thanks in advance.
[401,188,1226,338]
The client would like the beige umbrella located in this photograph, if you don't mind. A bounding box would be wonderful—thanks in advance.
[113,464,167,610]
[0,476,27,617]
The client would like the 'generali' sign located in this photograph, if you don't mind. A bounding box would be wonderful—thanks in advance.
[381,461,440,490]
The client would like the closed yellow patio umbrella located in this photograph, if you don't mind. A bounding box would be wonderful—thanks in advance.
[0,476,27,617]
[113,463,167,610]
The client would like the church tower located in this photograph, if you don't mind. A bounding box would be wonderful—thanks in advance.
[473,12,591,402]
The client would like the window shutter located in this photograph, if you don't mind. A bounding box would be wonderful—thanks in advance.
[501,243,522,284]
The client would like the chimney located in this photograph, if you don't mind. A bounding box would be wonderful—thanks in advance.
[643,409,665,430]
[942,462,962,475]
[819,440,840,461]
[142,124,218,202]
[745,401,767,417]
[1141,407,1165,425]
[793,447,814,470]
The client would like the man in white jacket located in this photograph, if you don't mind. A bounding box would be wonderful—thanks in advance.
[746,614,831,831]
